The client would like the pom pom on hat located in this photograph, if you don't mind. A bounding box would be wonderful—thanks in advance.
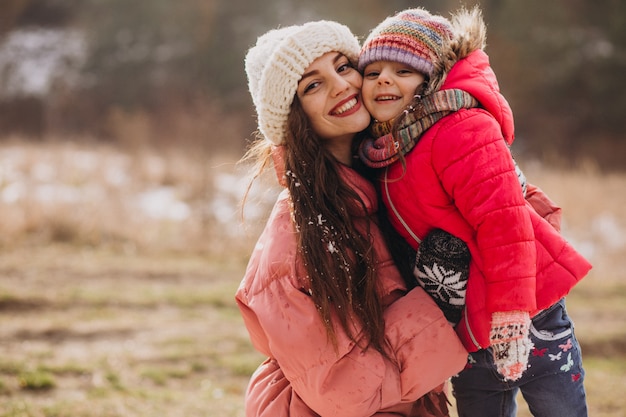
[245,21,360,145]
[358,8,453,78]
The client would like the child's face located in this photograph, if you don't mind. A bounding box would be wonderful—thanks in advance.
[361,61,426,122]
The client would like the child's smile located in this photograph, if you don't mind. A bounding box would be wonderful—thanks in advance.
[361,61,425,122]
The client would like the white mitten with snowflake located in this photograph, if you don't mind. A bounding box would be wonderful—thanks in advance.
[414,229,470,325]
[489,310,533,381]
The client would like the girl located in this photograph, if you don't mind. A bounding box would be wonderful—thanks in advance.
[236,20,467,417]
[358,7,591,417]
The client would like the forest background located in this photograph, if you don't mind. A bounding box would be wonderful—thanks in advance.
[1,0,625,168]
[0,1,625,416]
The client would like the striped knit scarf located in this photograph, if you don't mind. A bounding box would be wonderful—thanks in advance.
[359,89,479,168]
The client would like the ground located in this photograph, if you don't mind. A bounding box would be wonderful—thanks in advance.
[0,144,625,416]
[0,247,262,417]
[1,243,625,417]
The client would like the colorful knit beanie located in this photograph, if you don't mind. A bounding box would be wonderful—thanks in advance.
[245,21,360,145]
[358,8,453,78]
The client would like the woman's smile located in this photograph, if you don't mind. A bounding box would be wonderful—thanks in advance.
[330,95,361,116]
[297,52,370,161]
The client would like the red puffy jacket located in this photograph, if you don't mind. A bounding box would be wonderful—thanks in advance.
[379,50,591,351]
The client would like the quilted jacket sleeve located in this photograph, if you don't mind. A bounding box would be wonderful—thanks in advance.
[237,275,466,417]
[431,109,537,313]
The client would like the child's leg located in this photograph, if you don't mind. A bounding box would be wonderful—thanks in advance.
[451,299,588,417]
[518,299,588,417]
[451,349,519,417]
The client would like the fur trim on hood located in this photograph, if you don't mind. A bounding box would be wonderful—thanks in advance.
[425,6,487,95]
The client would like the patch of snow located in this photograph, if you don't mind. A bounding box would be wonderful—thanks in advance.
[135,187,191,221]
[0,28,86,97]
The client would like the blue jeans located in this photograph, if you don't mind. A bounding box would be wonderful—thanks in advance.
[451,299,588,417]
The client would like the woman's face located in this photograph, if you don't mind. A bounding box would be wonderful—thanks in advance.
[296,52,370,161]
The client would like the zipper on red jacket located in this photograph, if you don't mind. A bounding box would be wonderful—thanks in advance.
[463,306,481,350]
[383,168,422,246]
[384,169,483,351]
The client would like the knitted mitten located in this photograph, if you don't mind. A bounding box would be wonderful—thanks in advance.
[414,229,470,325]
[489,311,533,381]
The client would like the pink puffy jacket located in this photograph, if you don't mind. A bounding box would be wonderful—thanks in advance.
[236,164,467,417]
[379,50,591,352]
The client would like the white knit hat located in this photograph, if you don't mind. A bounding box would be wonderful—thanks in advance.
[245,21,360,145]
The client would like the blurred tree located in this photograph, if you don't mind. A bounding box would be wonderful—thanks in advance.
[0,0,623,168]
[0,0,81,138]
[76,0,217,109]
[484,0,626,168]
[12,0,78,27]
[0,0,32,36]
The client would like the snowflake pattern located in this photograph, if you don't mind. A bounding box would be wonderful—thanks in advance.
[415,261,467,306]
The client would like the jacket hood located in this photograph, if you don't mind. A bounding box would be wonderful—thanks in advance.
[425,6,486,94]
[427,7,515,145]
[442,50,515,145]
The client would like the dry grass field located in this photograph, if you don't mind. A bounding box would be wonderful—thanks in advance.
[0,141,624,416]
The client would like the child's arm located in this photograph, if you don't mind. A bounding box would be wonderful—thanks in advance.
[431,113,536,380]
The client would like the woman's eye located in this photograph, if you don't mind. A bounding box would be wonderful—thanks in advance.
[303,81,319,94]
[337,62,353,73]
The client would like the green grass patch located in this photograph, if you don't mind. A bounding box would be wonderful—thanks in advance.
[140,366,191,386]
[18,370,55,391]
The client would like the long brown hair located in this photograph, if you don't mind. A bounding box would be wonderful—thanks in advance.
[241,97,387,355]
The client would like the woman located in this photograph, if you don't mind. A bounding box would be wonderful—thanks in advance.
[236,20,467,417]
